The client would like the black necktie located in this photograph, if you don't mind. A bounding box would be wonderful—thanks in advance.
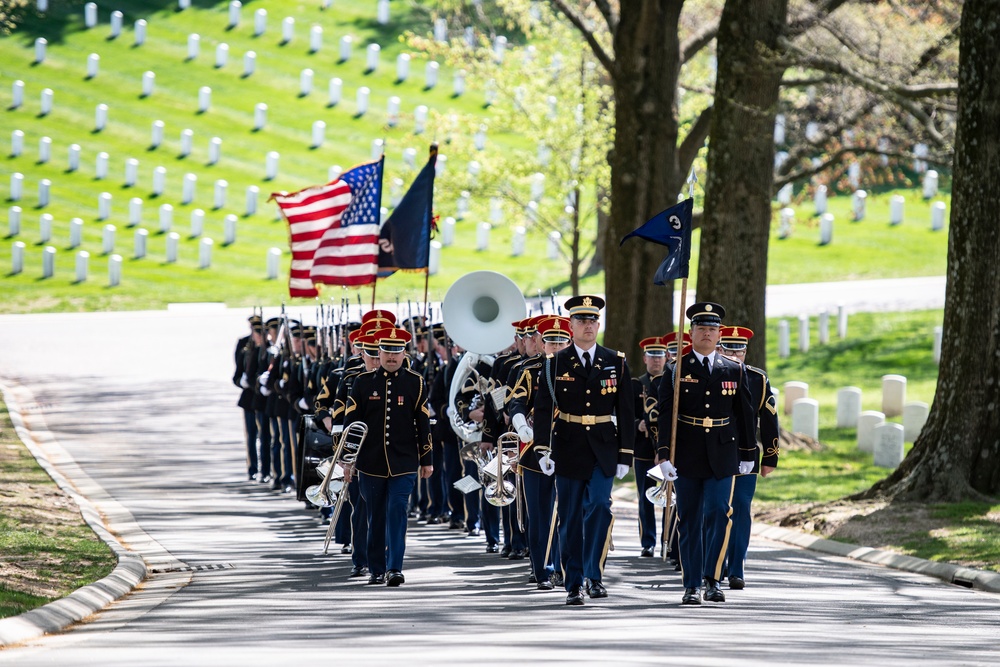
[702,356,711,373]
[583,351,592,374]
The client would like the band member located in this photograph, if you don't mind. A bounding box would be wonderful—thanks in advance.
[234,315,262,481]
[632,335,669,557]
[664,331,691,363]
[509,315,570,590]
[717,326,779,590]
[344,327,433,587]
[656,302,756,605]
[534,296,634,606]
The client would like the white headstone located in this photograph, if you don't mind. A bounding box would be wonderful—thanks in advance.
[402,147,416,169]
[474,125,487,151]
[96,152,109,180]
[213,179,227,209]
[777,319,790,358]
[83,53,98,80]
[208,137,221,165]
[245,185,258,216]
[190,208,204,237]
[42,246,55,278]
[530,173,545,202]
[814,184,827,215]
[837,304,847,339]
[547,231,561,260]
[857,410,885,453]
[128,197,143,226]
[931,201,946,232]
[439,217,456,246]
[187,33,200,60]
[889,195,904,225]
[11,130,24,157]
[98,192,112,220]
[243,51,256,77]
[902,401,929,442]
[38,136,51,164]
[356,87,369,116]
[180,129,193,158]
[134,227,147,258]
[9,173,24,202]
[281,17,294,44]
[836,387,863,428]
[142,71,155,97]
[254,8,267,36]
[453,69,466,96]
[134,19,146,47]
[182,173,197,204]
[847,161,861,189]
[166,232,180,263]
[377,0,390,24]
[38,179,51,208]
[125,158,139,187]
[396,53,410,82]
[9,206,21,236]
[773,114,785,144]
[818,310,829,345]
[366,43,380,72]
[434,18,447,42]
[69,217,82,248]
[484,79,496,106]
[110,11,122,38]
[819,213,833,246]
[310,25,323,53]
[467,160,480,185]
[11,241,25,274]
[38,0,48,13]
[525,201,539,224]
[102,223,115,253]
[215,43,229,68]
[75,250,89,283]
[371,139,383,159]
[932,325,942,364]
[791,398,819,440]
[85,3,98,28]
[328,165,342,182]
[339,35,352,61]
[489,197,502,224]
[425,61,439,88]
[476,222,490,251]
[228,0,241,28]
[922,170,938,199]
[199,237,213,268]
[882,374,906,417]
[39,213,52,242]
[805,121,820,142]
[328,77,342,106]
[95,103,108,131]
[159,204,173,233]
[913,143,928,173]
[152,165,166,196]
[457,191,470,220]
[108,253,122,286]
[198,86,211,113]
[263,246,282,279]
[797,315,809,353]
[265,151,279,180]
[253,103,267,131]
[777,207,793,240]
[493,35,507,62]
[511,226,526,257]
[11,80,24,109]
[300,68,314,96]
[224,214,237,245]
[414,105,428,134]
[151,120,164,148]
[850,189,867,222]
[179,0,190,9]
[435,154,446,174]
[873,423,904,468]
[428,240,441,275]
[783,381,807,416]
[40,88,53,115]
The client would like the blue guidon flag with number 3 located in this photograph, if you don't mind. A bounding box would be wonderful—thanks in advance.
[619,198,694,285]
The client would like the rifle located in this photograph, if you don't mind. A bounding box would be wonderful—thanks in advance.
[550,289,558,316]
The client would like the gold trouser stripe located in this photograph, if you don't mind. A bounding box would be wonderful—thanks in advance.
[710,477,736,581]
[598,513,615,578]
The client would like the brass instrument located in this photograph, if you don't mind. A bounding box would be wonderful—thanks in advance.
[483,432,519,507]
[645,468,676,509]
[304,422,368,553]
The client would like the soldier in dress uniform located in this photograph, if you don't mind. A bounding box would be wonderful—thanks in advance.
[534,296,635,606]
[717,326,779,590]
[656,302,756,605]
[344,326,433,587]
[234,315,263,481]
[509,315,570,590]
[632,335,669,557]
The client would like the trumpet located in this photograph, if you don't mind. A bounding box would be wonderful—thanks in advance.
[483,432,519,507]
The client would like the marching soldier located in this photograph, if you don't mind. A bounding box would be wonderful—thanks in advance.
[234,315,262,481]
[344,326,433,587]
[632,336,669,558]
[656,302,756,605]
[534,296,635,606]
[717,326,779,590]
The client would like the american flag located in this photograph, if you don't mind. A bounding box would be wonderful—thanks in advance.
[273,159,384,297]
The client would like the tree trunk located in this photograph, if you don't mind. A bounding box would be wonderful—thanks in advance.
[696,0,787,372]
[604,0,685,360]
[864,0,1000,502]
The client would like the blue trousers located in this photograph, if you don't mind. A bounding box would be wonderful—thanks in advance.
[276,417,295,485]
[634,457,657,550]
[255,411,272,479]
[725,473,757,579]
[675,475,735,589]
[444,442,466,521]
[555,466,614,590]
[349,480,368,569]
[426,439,447,517]
[523,469,560,582]
[242,408,259,478]
[502,499,527,551]
[359,472,416,575]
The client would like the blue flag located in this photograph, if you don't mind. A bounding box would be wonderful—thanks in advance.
[377,147,437,278]
[619,198,693,285]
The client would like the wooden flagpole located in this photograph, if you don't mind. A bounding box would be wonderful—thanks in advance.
[661,277,688,562]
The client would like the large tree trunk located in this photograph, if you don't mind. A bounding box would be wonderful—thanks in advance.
[864,0,1000,502]
[695,0,787,371]
[603,0,685,360]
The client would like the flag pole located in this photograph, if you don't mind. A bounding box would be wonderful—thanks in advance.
[371,281,377,310]
[661,277,687,562]
[422,142,438,322]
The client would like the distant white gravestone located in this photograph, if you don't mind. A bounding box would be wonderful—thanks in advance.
[857,410,885,454]
[902,402,929,442]
[791,398,819,441]
[783,381,808,416]
[836,387,862,428]
[882,374,906,417]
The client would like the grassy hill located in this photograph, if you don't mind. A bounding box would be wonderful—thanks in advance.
[1,1,951,313]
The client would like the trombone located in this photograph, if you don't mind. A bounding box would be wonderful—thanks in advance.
[304,421,368,554]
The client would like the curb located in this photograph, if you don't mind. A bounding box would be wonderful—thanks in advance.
[0,382,149,648]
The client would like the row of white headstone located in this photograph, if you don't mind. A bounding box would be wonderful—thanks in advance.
[8,204,239,242]
[777,313,943,363]
[777,190,947,244]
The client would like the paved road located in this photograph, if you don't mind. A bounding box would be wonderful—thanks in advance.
[2,292,997,666]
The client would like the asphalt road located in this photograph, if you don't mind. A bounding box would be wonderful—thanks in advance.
[2,287,997,666]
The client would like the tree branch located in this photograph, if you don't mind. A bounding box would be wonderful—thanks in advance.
[774,145,951,189]
[780,75,835,88]
[548,0,615,75]
[786,0,852,38]
[680,21,719,65]
[592,0,618,37]
[678,105,714,177]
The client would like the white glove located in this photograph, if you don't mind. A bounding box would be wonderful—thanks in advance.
[260,385,271,396]
[297,398,309,411]
[512,413,533,443]
[279,379,286,389]
[659,460,678,481]
[258,371,270,386]
[539,452,555,476]
[738,461,754,475]
[615,464,629,480]
[239,373,249,389]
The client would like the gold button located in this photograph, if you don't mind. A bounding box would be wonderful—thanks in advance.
[586,402,591,407]
[585,426,590,431]
[586,390,591,394]
[705,391,710,395]
[705,428,710,433]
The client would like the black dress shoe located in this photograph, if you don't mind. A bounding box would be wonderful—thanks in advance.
[528,573,537,584]
[537,579,554,590]
[486,544,499,553]
[340,544,352,554]
[386,570,405,587]
[703,578,726,602]
[682,587,702,605]
[367,573,386,585]
[640,546,654,557]
[448,519,464,529]
[417,512,429,522]
[467,527,481,537]
[348,565,368,578]
[728,576,745,590]
[508,548,527,561]
[282,484,295,493]
[259,475,272,484]
[586,580,608,598]
[270,480,282,491]
[500,545,512,558]
[566,586,585,606]
[427,516,442,525]
[552,572,564,587]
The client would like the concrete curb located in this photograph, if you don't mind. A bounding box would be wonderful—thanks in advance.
[753,522,1000,594]
[0,382,149,648]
